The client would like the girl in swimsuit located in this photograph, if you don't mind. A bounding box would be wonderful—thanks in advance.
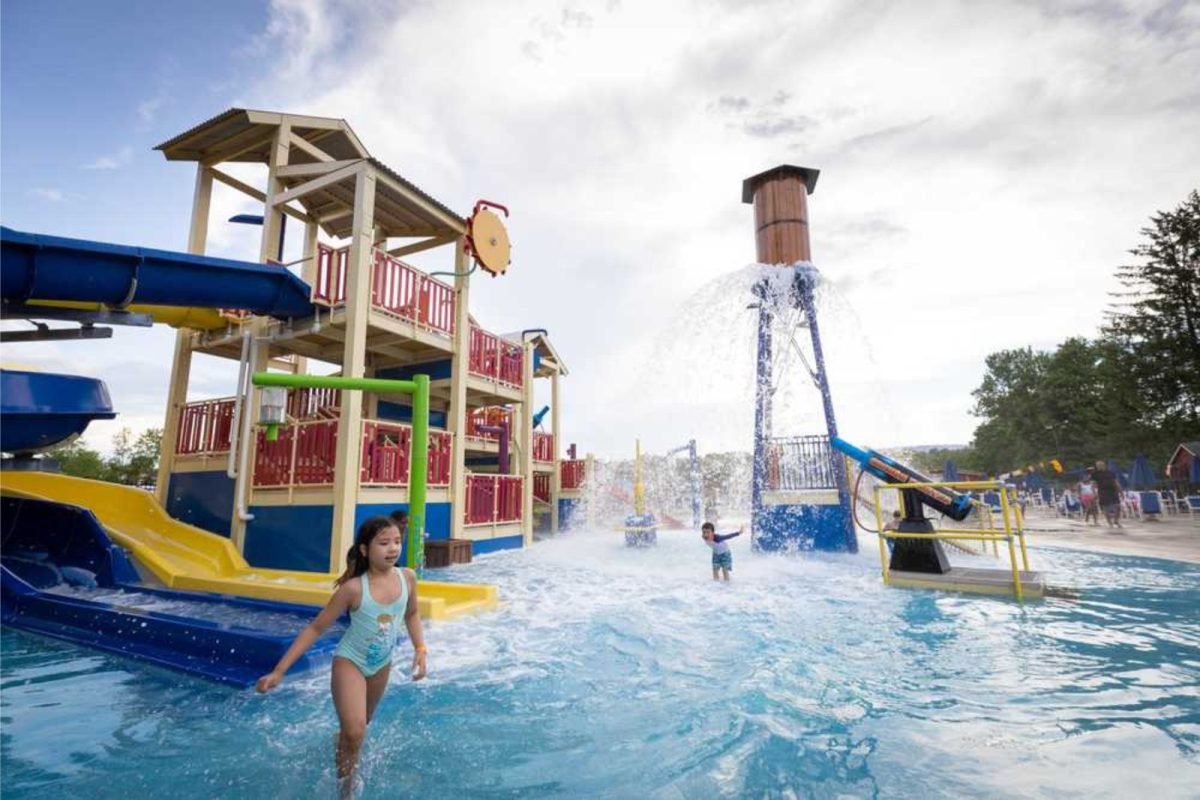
[256,516,427,795]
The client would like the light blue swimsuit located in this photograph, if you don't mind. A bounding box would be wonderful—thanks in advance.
[334,568,409,677]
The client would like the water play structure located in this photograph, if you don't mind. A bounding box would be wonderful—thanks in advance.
[0,108,594,683]
[743,166,856,553]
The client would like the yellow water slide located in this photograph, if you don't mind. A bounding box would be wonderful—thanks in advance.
[1,472,497,620]
[26,300,229,330]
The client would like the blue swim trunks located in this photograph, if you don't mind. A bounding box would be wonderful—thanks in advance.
[712,551,733,570]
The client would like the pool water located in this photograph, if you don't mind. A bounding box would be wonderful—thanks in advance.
[3,531,1198,798]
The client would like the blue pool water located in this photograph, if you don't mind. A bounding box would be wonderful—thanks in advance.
[3,531,1198,798]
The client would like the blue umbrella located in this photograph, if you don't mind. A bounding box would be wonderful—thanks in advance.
[943,459,959,482]
[1130,453,1155,490]
[1025,472,1046,489]
[1189,455,1200,486]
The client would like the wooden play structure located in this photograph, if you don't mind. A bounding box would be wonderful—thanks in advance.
[153,109,589,573]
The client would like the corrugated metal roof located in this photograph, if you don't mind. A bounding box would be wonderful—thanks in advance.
[153,107,247,152]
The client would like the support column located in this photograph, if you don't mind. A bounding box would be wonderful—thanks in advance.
[155,165,212,506]
[447,238,471,540]
[520,341,535,546]
[550,368,561,533]
[293,219,321,377]
[329,165,376,572]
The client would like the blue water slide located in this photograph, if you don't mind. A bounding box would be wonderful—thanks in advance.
[0,495,339,686]
[1,369,116,453]
[1,226,313,319]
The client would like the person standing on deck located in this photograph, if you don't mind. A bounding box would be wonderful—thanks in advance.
[1090,461,1123,528]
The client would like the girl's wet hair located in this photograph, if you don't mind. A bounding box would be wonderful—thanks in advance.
[335,516,399,587]
[701,521,715,533]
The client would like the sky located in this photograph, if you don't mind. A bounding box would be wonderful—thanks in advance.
[2,0,1198,458]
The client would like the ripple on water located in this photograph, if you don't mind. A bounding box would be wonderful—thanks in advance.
[2,532,1199,799]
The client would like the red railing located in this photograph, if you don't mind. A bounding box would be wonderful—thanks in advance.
[312,244,455,339]
[361,421,412,485]
[371,251,455,337]
[533,473,550,503]
[561,459,586,490]
[533,432,555,463]
[312,244,349,306]
[464,473,524,525]
[428,430,452,487]
[465,406,513,442]
[176,398,236,455]
[468,325,523,388]
[288,386,340,420]
[252,419,339,488]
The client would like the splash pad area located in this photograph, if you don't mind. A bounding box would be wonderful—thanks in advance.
[4,530,1199,798]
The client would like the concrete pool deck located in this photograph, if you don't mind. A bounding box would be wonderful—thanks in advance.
[1020,510,1200,564]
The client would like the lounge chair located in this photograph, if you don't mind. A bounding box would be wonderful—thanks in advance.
[1183,495,1200,519]
[1140,491,1165,518]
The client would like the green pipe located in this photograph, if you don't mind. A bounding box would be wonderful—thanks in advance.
[250,371,430,576]
[408,374,429,572]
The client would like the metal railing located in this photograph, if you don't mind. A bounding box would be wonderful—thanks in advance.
[871,480,1031,600]
[766,434,838,490]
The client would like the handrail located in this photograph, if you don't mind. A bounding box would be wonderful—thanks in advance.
[176,397,237,455]
[870,480,1030,600]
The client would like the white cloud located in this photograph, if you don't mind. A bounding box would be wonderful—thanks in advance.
[29,187,66,202]
[137,96,165,124]
[23,0,1198,462]
[83,146,133,170]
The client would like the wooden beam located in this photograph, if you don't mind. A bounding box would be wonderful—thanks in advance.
[270,161,363,208]
[200,125,273,167]
[209,168,315,225]
[277,159,360,178]
[288,132,337,163]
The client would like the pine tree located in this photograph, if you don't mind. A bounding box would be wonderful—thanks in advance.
[1106,190,1200,433]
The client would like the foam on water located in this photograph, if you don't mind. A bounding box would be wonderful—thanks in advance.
[3,532,1198,799]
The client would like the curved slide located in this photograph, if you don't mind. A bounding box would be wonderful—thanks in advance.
[2,472,497,621]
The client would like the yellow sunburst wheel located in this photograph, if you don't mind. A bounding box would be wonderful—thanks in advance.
[468,200,511,277]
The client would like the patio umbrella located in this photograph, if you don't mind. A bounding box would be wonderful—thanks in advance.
[943,459,959,482]
[1189,455,1200,486]
[1129,453,1155,489]
[1025,472,1046,489]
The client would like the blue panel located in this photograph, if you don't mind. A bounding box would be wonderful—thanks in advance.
[0,369,116,452]
[471,534,525,555]
[377,360,453,381]
[244,505,333,572]
[377,400,447,428]
[753,503,856,553]
[166,470,235,537]
[352,502,452,565]
[559,498,582,530]
[466,457,500,468]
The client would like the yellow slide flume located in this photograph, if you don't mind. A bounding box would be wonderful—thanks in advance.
[1,472,498,620]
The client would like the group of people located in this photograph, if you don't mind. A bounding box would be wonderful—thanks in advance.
[1066,460,1125,527]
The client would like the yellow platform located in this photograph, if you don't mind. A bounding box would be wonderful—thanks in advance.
[887,567,1046,599]
[2,471,498,620]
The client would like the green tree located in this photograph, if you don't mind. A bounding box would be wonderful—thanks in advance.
[105,427,162,486]
[45,439,107,480]
[1106,189,1200,434]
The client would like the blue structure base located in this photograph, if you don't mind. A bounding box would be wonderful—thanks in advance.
[753,503,857,553]
[470,534,524,555]
[166,470,235,537]
[0,495,338,687]
[559,498,582,530]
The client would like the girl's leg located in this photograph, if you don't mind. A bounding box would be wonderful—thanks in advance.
[712,567,720,581]
[365,664,391,724]
[722,567,731,582]
[331,657,368,792]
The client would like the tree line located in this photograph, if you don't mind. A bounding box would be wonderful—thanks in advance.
[49,427,163,488]
[916,190,1200,478]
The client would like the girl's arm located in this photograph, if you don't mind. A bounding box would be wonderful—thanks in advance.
[715,525,746,543]
[255,582,356,693]
[403,568,427,681]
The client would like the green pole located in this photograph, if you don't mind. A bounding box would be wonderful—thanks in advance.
[250,371,431,576]
[408,374,429,574]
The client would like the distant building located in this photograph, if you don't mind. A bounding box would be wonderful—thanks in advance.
[1165,441,1198,480]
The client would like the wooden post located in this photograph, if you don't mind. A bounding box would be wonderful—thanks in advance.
[550,367,561,533]
[520,341,535,546]
[447,237,471,540]
[328,164,376,572]
[155,165,212,506]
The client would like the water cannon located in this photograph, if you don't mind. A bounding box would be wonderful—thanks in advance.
[532,405,550,429]
[832,435,974,574]
[832,437,973,521]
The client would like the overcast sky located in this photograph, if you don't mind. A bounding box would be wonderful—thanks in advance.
[3,0,1198,458]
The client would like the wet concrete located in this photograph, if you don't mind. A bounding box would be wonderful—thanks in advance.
[1021,509,1200,564]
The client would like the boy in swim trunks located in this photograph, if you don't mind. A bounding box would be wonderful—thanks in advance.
[702,522,744,582]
